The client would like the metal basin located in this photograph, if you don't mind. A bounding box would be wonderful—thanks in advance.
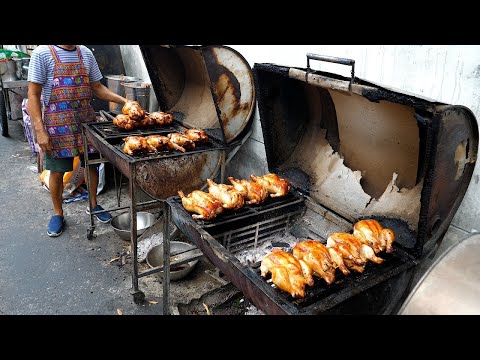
[110,211,157,241]
[146,242,199,281]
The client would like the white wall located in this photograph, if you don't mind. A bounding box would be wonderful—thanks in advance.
[119,45,480,233]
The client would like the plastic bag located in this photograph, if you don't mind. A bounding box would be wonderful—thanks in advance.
[40,156,85,199]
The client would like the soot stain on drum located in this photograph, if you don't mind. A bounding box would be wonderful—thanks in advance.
[135,153,210,199]
[203,48,247,130]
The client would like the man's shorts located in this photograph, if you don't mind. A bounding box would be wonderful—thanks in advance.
[43,153,100,172]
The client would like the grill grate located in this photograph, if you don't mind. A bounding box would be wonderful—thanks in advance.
[214,209,304,253]
[91,121,178,139]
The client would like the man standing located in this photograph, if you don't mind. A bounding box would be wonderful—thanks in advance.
[28,45,128,237]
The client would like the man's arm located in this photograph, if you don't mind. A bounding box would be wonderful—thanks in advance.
[90,81,127,105]
[28,82,52,155]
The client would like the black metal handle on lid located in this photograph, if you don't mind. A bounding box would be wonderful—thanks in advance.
[306,53,355,88]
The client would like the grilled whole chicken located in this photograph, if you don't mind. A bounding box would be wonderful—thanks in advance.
[228,177,269,205]
[353,219,395,253]
[113,114,137,130]
[261,249,311,298]
[137,115,155,128]
[122,100,145,120]
[250,173,290,198]
[293,240,349,284]
[149,111,174,126]
[168,133,195,152]
[206,179,244,210]
[123,136,148,156]
[327,232,384,269]
[184,129,209,144]
[178,190,223,220]
[145,135,174,152]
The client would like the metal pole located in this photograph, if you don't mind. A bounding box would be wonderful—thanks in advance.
[82,126,95,239]
[162,202,171,315]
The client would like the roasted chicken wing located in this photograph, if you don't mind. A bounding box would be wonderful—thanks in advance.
[353,219,395,253]
[113,114,137,130]
[150,111,174,126]
[261,249,311,298]
[184,129,209,144]
[123,136,148,156]
[206,179,244,210]
[168,133,195,152]
[122,100,145,120]
[228,177,269,205]
[250,173,290,198]
[293,240,348,284]
[178,190,223,220]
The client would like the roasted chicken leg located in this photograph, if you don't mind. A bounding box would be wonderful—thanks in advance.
[353,219,395,253]
[261,249,310,298]
[228,177,269,205]
[206,179,244,210]
[123,136,148,156]
[178,190,223,220]
[168,133,195,152]
[293,240,349,284]
[327,232,384,269]
[184,129,209,144]
[250,173,290,198]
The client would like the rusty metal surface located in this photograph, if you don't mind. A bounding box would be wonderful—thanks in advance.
[423,106,479,253]
[134,151,223,200]
[202,46,255,143]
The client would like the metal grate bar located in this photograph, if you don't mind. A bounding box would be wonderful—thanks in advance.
[213,209,304,252]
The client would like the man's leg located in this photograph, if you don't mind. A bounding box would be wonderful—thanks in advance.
[82,153,112,223]
[49,171,65,216]
[43,155,73,237]
[86,165,99,208]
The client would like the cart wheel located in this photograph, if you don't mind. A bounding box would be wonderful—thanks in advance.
[87,228,95,240]
[132,291,145,305]
[0,90,8,137]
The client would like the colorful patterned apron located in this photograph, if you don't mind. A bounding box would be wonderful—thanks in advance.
[43,45,96,158]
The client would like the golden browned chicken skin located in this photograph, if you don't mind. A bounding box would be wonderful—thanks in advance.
[137,115,155,128]
[261,249,310,298]
[228,177,269,205]
[326,232,384,272]
[184,129,209,144]
[122,100,145,121]
[206,179,244,210]
[145,135,173,152]
[353,219,395,253]
[150,111,174,126]
[123,136,148,156]
[113,114,137,130]
[293,240,348,284]
[168,133,195,152]
[250,173,290,198]
[178,190,223,220]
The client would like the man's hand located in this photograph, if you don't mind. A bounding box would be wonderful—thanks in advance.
[36,129,53,155]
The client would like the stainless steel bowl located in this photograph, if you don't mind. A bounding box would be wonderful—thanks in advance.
[146,242,199,281]
[110,211,157,241]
